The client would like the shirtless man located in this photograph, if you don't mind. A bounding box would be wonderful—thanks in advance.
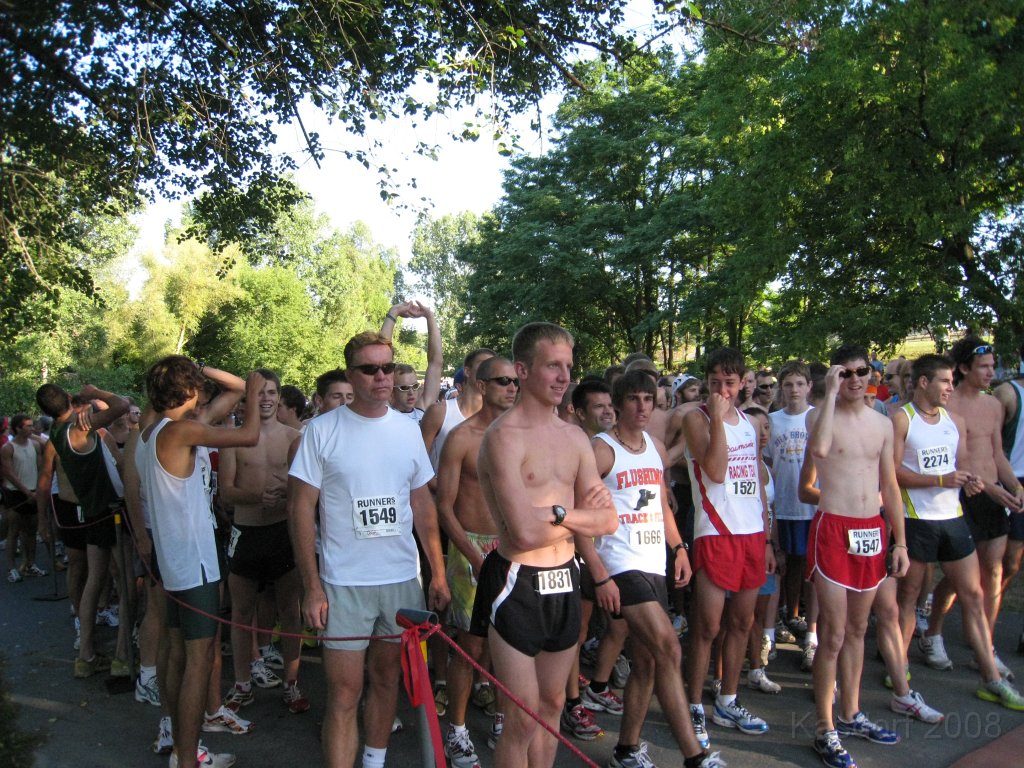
[436,356,519,768]
[576,370,723,768]
[276,385,306,430]
[422,347,495,468]
[923,337,1024,677]
[381,300,443,422]
[572,379,616,437]
[894,354,1024,710]
[805,345,908,768]
[219,370,308,715]
[470,322,617,768]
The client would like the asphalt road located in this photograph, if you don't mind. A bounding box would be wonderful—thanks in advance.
[3,553,1024,768]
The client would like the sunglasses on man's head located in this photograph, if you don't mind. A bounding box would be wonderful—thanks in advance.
[393,383,421,392]
[350,363,397,376]
[481,376,520,388]
[971,344,994,356]
[839,366,871,379]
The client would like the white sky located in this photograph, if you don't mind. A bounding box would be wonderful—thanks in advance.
[130,1,671,274]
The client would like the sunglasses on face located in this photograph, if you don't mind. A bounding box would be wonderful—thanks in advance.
[481,376,520,389]
[393,383,421,392]
[756,384,776,391]
[839,366,871,379]
[350,363,397,376]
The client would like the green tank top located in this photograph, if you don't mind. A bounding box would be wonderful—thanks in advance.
[51,419,119,520]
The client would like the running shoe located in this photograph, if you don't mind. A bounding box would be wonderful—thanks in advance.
[609,741,656,768]
[260,643,284,670]
[813,730,855,768]
[224,683,255,711]
[580,637,600,667]
[712,698,768,734]
[994,652,1015,682]
[918,634,953,670]
[73,653,111,678]
[152,716,173,754]
[711,679,722,698]
[283,681,310,714]
[582,684,624,715]
[612,654,631,688]
[73,615,80,651]
[883,666,910,690]
[697,752,726,768]
[836,711,899,744]
[434,683,448,717]
[444,725,481,768]
[747,668,781,694]
[690,704,710,750]
[110,657,132,678]
[487,712,504,750]
[890,690,943,723]
[801,643,817,672]
[95,606,119,627]
[787,616,808,635]
[775,622,796,645]
[560,703,604,740]
[671,613,688,636]
[169,743,236,768]
[7,568,22,583]
[135,675,161,707]
[471,682,497,716]
[392,717,403,733]
[976,677,1024,711]
[203,705,254,735]
[25,564,48,577]
[759,634,774,667]
[250,657,282,688]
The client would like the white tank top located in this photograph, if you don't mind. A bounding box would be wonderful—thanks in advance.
[687,407,764,538]
[593,432,666,576]
[1005,381,1024,476]
[900,403,962,521]
[139,419,220,591]
[428,400,467,470]
[3,441,37,491]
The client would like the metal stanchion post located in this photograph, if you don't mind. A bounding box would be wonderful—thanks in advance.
[396,608,440,768]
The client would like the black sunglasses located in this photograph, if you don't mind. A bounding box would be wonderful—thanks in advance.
[481,376,520,388]
[393,383,421,392]
[839,366,871,379]
[756,384,775,391]
[350,363,397,376]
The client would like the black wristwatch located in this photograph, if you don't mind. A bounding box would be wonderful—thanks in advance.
[551,505,567,526]
[672,542,687,555]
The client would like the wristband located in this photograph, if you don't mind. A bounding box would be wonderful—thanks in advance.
[672,542,687,555]
[594,577,612,588]
[891,544,907,550]
[196,360,206,374]
[385,313,398,323]
[938,475,943,487]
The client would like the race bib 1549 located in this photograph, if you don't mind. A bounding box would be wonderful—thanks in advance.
[352,495,401,539]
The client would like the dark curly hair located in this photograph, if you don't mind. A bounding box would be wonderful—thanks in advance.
[146,355,206,413]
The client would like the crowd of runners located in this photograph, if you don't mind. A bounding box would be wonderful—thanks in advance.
[3,300,1024,768]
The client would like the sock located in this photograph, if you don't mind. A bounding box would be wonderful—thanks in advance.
[140,665,157,684]
[362,746,386,768]
[434,679,446,689]
[805,630,818,647]
[684,753,708,768]
[690,702,704,714]
[566,696,582,709]
[451,723,468,734]
[589,680,608,694]
[893,691,915,704]
[717,693,736,707]
[473,681,486,692]
[765,627,776,642]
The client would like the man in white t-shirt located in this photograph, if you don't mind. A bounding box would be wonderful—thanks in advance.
[289,331,450,768]
[767,360,817,665]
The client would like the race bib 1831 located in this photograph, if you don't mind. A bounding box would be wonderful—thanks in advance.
[847,527,882,557]
[351,495,401,539]
[534,567,573,595]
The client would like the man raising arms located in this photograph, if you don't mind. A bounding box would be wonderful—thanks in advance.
[380,300,443,422]
[805,345,908,768]
[435,356,519,767]
[470,322,617,768]
[289,332,449,768]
